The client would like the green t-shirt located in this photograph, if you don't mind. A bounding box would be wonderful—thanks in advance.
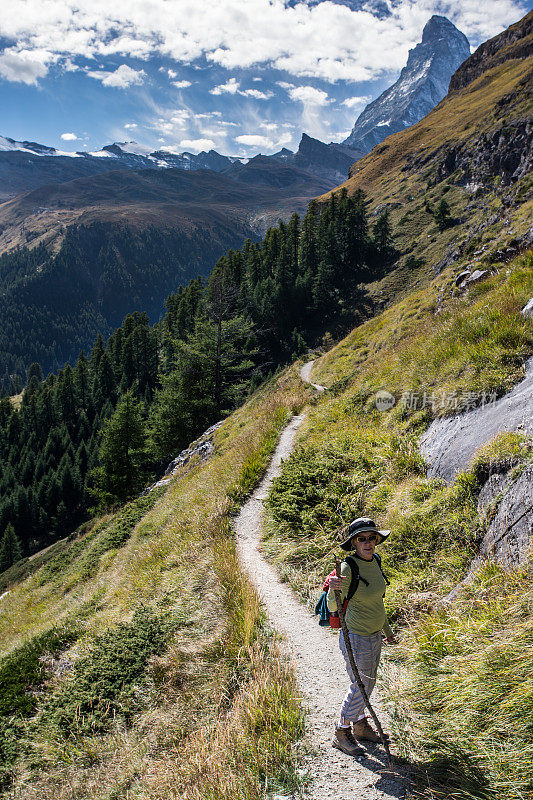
[327,555,392,637]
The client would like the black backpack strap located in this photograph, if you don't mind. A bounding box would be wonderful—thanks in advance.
[344,555,368,603]
[373,553,390,585]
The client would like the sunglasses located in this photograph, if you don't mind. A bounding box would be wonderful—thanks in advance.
[354,534,377,543]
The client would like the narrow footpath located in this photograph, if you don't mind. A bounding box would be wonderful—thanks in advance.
[235,362,408,800]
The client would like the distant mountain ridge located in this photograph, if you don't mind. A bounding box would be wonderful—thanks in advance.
[0,133,362,202]
[343,15,470,153]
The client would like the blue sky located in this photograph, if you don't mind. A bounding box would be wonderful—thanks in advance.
[1,0,531,156]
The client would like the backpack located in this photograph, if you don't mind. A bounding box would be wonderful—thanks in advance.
[314,554,389,628]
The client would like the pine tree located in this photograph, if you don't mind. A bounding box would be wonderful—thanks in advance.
[148,372,191,462]
[26,363,43,384]
[0,523,22,572]
[93,390,147,505]
[372,209,394,258]
[434,198,453,231]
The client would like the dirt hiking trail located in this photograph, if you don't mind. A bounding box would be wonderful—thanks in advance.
[235,363,409,800]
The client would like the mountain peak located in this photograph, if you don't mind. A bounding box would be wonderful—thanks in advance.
[422,15,466,43]
[342,15,470,154]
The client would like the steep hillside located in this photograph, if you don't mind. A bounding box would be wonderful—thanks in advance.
[0,368,310,798]
[264,248,532,799]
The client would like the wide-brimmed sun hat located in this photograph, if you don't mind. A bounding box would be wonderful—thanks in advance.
[339,517,390,551]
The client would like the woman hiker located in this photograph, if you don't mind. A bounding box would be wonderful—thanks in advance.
[327,517,396,756]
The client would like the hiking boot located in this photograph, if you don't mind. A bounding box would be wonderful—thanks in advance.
[331,726,365,756]
[352,718,389,743]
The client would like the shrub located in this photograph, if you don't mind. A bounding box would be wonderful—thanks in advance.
[42,606,174,735]
[0,623,79,788]
[0,625,79,718]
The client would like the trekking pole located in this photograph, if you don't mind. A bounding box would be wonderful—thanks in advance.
[333,557,393,768]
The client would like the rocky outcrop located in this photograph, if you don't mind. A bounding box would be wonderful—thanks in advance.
[343,16,470,154]
[437,118,532,187]
[420,357,533,484]
[141,421,223,495]
[449,10,533,92]
[522,297,533,319]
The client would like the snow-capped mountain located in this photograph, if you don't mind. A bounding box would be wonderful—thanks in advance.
[0,135,79,157]
[0,135,245,170]
[343,15,470,153]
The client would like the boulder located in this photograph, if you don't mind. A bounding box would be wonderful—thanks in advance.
[455,269,471,286]
[521,297,533,319]
[465,268,489,285]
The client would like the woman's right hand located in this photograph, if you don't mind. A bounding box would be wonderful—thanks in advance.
[329,576,346,592]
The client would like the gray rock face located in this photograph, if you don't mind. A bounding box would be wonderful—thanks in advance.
[437,118,533,188]
[477,464,533,569]
[287,133,364,183]
[420,357,533,484]
[343,15,470,153]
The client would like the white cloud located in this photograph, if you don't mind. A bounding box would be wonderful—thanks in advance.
[279,83,333,141]
[60,132,78,140]
[0,0,524,85]
[342,95,371,109]
[211,77,273,99]
[236,134,273,148]
[124,122,138,129]
[172,79,191,88]
[211,77,240,95]
[61,57,80,72]
[236,131,292,151]
[0,47,52,84]
[87,64,145,88]
[287,85,331,106]
[241,87,273,99]
[179,137,216,152]
[333,129,352,140]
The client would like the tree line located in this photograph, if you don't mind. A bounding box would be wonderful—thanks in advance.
[0,189,396,566]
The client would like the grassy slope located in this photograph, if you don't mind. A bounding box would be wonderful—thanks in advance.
[263,250,533,799]
[0,368,310,799]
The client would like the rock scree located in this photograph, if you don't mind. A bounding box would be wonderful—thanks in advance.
[234,362,409,800]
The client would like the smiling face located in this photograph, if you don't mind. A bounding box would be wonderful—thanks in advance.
[352,533,378,560]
